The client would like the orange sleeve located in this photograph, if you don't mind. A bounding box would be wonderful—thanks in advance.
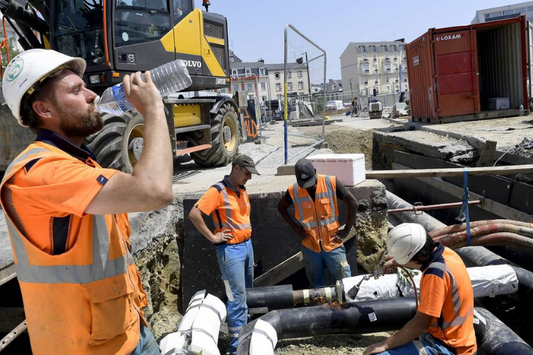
[418,274,447,318]
[17,157,118,218]
[195,187,220,216]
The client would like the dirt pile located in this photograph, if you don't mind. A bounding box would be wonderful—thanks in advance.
[325,128,374,169]
[274,333,391,354]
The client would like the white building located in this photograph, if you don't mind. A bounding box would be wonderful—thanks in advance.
[340,40,408,102]
[471,1,533,23]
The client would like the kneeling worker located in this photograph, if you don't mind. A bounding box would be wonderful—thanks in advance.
[278,158,358,287]
[364,223,477,355]
[188,154,259,355]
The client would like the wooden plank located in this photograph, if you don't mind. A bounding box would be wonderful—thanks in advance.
[0,307,24,333]
[253,231,357,287]
[391,163,533,222]
[253,251,305,287]
[366,164,533,179]
[392,150,513,206]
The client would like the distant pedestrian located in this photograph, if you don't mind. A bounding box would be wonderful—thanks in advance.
[351,97,358,117]
[278,158,358,287]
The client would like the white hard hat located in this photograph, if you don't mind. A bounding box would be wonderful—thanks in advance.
[2,49,86,126]
[387,223,427,265]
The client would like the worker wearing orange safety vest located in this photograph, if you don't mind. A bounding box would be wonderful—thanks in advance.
[364,223,477,355]
[278,158,359,288]
[0,49,174,354]
[188,154,260,355]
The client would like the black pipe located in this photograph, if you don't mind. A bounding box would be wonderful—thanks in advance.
[27,0,49,24]
[474,307,533,355]
[216,285,339,315]
[0,0,48,33]
[455,246,533,296]
[237,298,417,355]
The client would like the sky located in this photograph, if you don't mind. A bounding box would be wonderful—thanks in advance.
[193,0,521,79]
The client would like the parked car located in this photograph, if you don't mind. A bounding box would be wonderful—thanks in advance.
[393,102,409,117]
[262,100,284,121]
[326,100,344,111]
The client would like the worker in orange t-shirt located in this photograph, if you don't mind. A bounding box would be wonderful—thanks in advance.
[364,223,477,355]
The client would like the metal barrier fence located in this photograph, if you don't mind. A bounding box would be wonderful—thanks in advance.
[283,24,326,164]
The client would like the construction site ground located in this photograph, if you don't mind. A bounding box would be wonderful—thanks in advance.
[2,112,533,354]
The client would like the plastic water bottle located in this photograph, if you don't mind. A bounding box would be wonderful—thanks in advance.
[520,104,524,116]
[95,59,192,115]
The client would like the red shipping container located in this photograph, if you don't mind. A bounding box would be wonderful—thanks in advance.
[406,16,530,123]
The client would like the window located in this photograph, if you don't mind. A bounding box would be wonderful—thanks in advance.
[386,76,390,83]
[298,81,304,90]
[503,10,513,15]
[247,83,253,92]
[370,45,376,52]
[288,82,293,91]
[259,68,266,76]
[233,84,238,92]
[276,83,282,92]
[241,83,245,91]
[485,14,491,20]
[391,45,396,51]
[261,82,266,90]
[298,70,303,78]
[359,45,366,52]
[275,72,281,80]
[515,7,526,13]
[287,71,292,79]
[374,77,378,84]
[245,68,251,75]
[232,69,237,75]
[386,85,390,92]
[382,45,388,52]
[262,95,268,101]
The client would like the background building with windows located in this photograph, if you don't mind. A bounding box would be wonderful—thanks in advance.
[471,1,533,23]
[340,40,408,104]
[228,51,311,106]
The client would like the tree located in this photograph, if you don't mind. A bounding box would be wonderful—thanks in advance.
[1,37,22,68]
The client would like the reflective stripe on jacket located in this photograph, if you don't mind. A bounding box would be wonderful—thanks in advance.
[210,181,251,244]
[0,143,147,355]
[288,174,340,252]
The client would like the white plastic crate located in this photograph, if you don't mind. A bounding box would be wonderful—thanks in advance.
[308,154,365,186]
[487,97,509,110]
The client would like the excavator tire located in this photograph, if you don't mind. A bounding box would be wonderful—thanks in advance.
[187,103,239,167]
[85,110,144,174]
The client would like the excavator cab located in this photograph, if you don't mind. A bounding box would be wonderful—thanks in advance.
[0,0,240,174]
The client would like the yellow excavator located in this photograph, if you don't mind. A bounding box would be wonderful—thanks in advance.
[0,0,242,173]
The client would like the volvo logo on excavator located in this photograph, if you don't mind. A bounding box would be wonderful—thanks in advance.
[185,60,202,68]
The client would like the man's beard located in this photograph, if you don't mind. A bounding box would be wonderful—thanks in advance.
[57,103,104,137]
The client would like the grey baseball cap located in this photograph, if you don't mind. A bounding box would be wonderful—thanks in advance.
[232,154,260,175]
[295,158,317,188]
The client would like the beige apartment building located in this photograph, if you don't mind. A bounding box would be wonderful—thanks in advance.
[340,40,408,103]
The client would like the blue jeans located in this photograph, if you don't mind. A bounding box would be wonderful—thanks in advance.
[130,324,160,355]
[215,239,254,355]
[377,333,457,355]
[301,244,351,288]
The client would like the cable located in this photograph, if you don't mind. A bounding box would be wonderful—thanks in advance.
[399,266,418,309]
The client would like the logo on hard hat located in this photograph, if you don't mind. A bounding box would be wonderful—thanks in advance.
[5,58,24,82]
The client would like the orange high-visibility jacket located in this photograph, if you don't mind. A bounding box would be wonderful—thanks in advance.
[0,143,147,355]
[288,174,340,252]
[196,179,251,244]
